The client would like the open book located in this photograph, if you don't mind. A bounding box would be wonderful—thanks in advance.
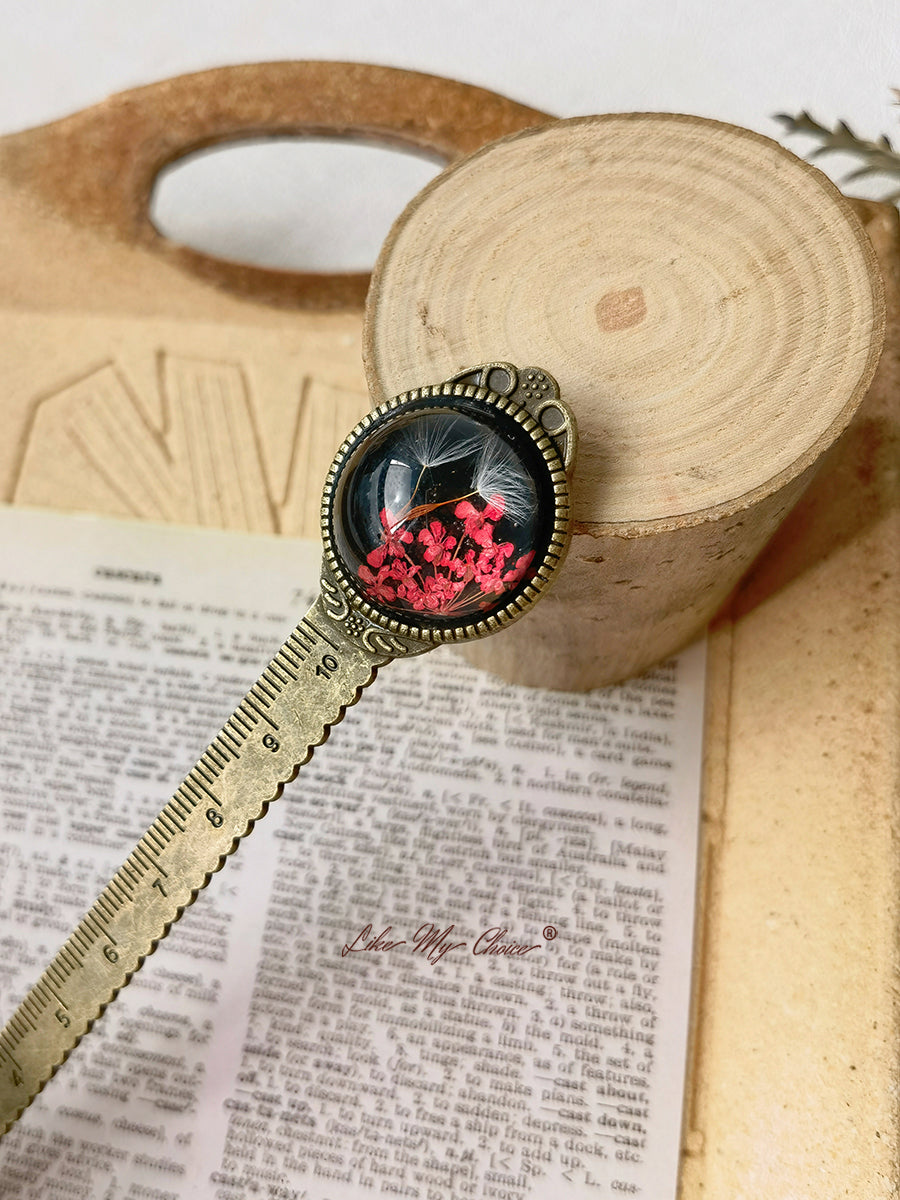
[0,506,705,1200]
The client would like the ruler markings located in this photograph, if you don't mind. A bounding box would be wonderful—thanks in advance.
[169,795,191,821]
[82,913,107,944]
[168,797,189,821]
[150,820,172,846]
[94,894,119,924]
[220,725,244,751]
[267,662,291,685]
[97,888,122,915]
[69,928,93,956]
[230,705,255,734]
[107,877,133,908]
[117,864,140,893]
[186,774,221,807]
[212,741,233,765]
[142,835,165,862]
[256,676,281,699]
[291,627,315,653]
[181,777,204,803]
[277,658,299,682]
[277,646,301,671]
[9,1015,31,1042]
[58,944,82,972]
[95,887,119,914]
[47,963,68,989]
[132,844,156,873]
[165,806,187,833]
[22,995,42,1020]
[11,1017,34,1047]
[14,1011,37,1039]
[206,743,229,768]
[51,955,73,984]
[35,981,64,1011]
[0,1040,21,1070]
[16,1008,37,1036]
[303,617,339,652]
[21,999,42,1028]
[244,696,278,730]
[193,763,217,787]
[176,785,199,810]
[112,870,135,896]
[250,684,274,708]
[280,638,303,661]
[199,753,222,778]
[260,671,284,696]
[94,918,117,946]
[142,852,167,878]
[157,811,183,838]
[0,593,393,1139]
[127,848,152,876]
[134,840,156,864]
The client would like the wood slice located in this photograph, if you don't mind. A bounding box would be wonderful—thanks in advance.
[364,114,885,688]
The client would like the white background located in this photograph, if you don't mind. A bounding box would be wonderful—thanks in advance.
[1,1,898,270]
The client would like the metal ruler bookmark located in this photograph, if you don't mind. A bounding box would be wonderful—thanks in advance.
[0,363,575,1137]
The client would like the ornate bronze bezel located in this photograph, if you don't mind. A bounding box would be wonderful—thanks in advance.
[320,369,574,645]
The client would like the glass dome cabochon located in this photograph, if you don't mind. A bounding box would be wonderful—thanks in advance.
[330,399,558,628]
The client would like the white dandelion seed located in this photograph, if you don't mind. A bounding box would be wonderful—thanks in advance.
[472,437,536,526]
[397,415,485,469]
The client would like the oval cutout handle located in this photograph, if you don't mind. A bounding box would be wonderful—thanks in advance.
[0,62,549,309]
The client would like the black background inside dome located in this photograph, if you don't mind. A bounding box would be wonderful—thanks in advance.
[330,400,557,628]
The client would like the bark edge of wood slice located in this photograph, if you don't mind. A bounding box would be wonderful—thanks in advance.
[364,113,885,689]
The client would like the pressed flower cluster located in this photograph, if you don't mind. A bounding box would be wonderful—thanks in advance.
[357,493,535,616]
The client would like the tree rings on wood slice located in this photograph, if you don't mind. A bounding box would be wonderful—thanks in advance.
[364,114,884,688]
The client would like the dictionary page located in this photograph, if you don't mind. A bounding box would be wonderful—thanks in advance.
[0,506,705,1200]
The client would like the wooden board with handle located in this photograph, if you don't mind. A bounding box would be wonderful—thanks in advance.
[0,61,545,535]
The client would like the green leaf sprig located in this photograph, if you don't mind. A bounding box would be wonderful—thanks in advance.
[775,107,900,203]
